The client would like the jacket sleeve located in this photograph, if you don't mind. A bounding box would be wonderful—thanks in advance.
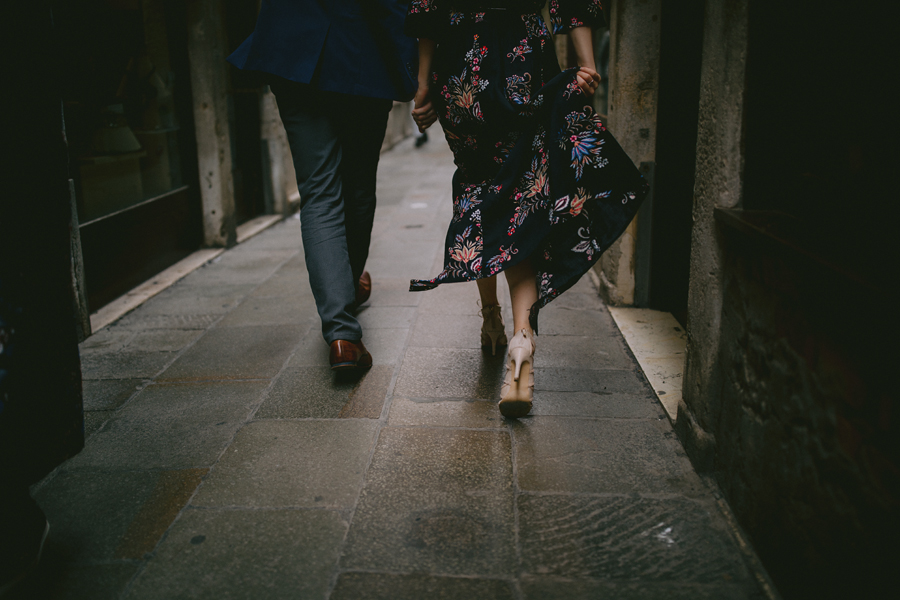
[404,0,444,40]
[548,0,606,34]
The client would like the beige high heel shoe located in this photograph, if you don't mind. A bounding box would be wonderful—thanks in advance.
[480,304,508,356]
[499,328,535,418]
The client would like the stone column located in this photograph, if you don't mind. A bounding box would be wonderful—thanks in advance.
[186,0,237,247]
[260,88,297,216]
[594,0,660,306]
[676,0,749,469]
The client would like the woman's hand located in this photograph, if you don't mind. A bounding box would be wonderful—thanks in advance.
[412,84,437,132]
[575,66,601,96]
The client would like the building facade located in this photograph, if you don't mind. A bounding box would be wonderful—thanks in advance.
[598,1,896,598]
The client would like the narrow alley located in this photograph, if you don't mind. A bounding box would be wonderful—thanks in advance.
[12,134,770,600]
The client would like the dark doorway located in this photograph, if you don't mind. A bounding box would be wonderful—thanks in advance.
[224,0,267,226]
[636,0,705,326]
[56,0,203,311]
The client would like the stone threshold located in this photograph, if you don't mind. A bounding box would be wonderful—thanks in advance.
[89,214,284,333]
[587,272,686,423]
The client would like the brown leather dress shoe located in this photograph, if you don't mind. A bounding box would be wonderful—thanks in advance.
[353,271,372,309]
[329,339,373,371]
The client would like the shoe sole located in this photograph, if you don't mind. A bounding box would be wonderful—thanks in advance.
[499,362,533,418]
[331,363,361,371]
[330,360,373,371]
[499,397,532,418]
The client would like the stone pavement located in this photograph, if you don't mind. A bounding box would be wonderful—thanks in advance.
[15,134,770,600]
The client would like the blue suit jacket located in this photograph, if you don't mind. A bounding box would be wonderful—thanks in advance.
[228,0,418,102]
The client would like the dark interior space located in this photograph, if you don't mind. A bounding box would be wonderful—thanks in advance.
[224,0,266,225]
[643,0,705,325]
[742,0,898,288]
[736,1,898,598]
[55,0,202,311]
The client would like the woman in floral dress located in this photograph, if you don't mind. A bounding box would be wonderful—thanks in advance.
[405,0,647,417]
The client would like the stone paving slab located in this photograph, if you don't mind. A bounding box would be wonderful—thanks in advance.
[128,283,255,316]
[340,427,516,577]
[80,328,134,351]
[69,381,268,470]
[530,390,663,418]
[34,468,170,564]
[331,573,516,600]
[512,417,704,495]
[355,305,417,329]
[520,578,756,600]
[106,313,221,331]
[215,295,315,327]
[192,420,378,509]
[157,324,305,381]
[124,508,347,600]
[537,306,617,336]
[388,397,507,429]
[126,329,204,353]
[393,347,506,400]
[519,494,751,583]
[408,313,492,350]
[81,351,175,381]
[366,277,423,307]
[84,409,116,438]
[256,365,390,419]
[82,379,146,411]
[358,327,409,365]
[246,269,311,298]
[532,334,632,370]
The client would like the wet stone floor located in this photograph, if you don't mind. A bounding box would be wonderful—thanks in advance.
[16,134,769,600]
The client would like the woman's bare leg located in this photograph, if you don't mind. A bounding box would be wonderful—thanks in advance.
[504,259,537,333]
[476,276,500,306]
[499,259,537,417]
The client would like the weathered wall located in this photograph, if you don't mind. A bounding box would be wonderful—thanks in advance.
[712,230,896,599]
[677,0,748,469]
[187,0,237,247]
[679,1,897,597]
[594,0,660,306]
[382,102,414,153]
[260,88,297,215]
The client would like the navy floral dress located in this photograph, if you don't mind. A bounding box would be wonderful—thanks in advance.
[406,0,648,330]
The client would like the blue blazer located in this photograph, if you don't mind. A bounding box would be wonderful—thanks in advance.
[228,0,418,102]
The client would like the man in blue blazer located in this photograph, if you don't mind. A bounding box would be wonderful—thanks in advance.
[229,0,417,370]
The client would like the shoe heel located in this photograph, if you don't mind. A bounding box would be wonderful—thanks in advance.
[480,304,508,356]
[509,346,530,380]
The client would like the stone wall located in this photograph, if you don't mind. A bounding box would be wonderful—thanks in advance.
[593,0,660,306]
[709,225,895,599]
[678,1,897,597]
[382,101,414,153]
[677,0,748,470]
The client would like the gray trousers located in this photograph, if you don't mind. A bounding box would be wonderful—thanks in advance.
[271,81,391,344]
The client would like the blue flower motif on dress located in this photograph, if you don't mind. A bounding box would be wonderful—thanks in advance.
[506,73,532,106]
[453,185,483,222]
[486,244,518,275]
[522,13,551,39]
[559,107,608,179]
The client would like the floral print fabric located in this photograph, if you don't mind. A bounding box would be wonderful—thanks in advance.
[406,1,647,330]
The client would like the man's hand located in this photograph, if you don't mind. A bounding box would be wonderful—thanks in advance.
[575,66,601,96]
[412,84,437,132]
